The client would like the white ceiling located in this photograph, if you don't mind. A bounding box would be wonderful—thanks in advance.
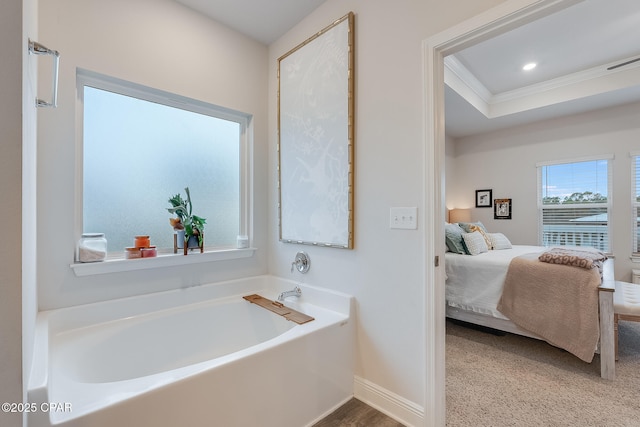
[174,0,327,45]
[172,0,640,139]
[445,0,640,138]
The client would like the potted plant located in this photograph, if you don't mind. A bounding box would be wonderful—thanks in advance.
[167,187,206,255]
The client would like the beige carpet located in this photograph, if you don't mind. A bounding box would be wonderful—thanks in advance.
[446,319,640,426]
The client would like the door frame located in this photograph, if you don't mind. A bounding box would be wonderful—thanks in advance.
[421,1,581,425]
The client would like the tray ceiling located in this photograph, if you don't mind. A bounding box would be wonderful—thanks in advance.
[445,0,640,138]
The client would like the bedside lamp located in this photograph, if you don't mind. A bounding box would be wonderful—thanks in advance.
[449,208,471,224]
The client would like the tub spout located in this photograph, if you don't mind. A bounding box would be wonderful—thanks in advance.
[278,286,302,302]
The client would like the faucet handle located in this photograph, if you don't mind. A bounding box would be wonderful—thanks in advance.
[291,251,310,274]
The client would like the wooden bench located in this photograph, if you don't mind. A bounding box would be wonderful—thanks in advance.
[613,281,640,360]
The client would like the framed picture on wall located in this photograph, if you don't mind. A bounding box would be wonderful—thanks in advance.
[475,189,492,208]
[277,12,355,249]
[494,198,512,219]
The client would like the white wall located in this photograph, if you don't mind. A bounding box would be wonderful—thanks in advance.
[446,101,640,280]
[268,0,504,419]
[37,0,269,310]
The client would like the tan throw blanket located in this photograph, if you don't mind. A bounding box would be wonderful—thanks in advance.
[497,252,601,362]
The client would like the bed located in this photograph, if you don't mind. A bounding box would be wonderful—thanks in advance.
[444,241,616,380]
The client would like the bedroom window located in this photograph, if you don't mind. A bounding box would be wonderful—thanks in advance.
[77,70,251,257]
[537,156,612,253]
[632,154,640,255]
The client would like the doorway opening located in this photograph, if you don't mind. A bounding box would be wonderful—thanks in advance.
[422,1,583,425]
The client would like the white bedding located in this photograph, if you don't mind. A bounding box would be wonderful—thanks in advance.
[445,245,546,319]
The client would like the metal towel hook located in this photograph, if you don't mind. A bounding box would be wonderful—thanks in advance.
[28,39,60,108]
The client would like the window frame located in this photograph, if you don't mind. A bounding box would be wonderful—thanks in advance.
[536,155,613,254]
[632,152,640,257]
[72,69,254,276]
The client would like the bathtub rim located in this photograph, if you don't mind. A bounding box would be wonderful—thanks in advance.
[34,274,352,333]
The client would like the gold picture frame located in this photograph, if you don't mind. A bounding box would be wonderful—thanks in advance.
[277,12,355,249]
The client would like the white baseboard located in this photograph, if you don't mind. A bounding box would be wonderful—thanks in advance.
[353,376,424,427]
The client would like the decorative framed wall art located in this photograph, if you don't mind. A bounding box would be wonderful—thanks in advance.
[475,189,492,208]
[277,12,355,249]
[494,198,512,220]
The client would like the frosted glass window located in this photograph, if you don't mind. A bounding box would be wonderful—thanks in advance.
[82,84,244,254]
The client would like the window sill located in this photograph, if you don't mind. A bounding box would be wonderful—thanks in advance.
[70,247,256,277]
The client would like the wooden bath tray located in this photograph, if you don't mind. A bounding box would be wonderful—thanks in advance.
[243,294,314,324]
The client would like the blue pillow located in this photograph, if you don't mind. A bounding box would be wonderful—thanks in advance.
[445,223,467,254]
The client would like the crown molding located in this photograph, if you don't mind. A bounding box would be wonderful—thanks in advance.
[444,56,492,103]
[493,54,640,104]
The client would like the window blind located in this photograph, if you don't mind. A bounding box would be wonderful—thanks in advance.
[633,154,640,255]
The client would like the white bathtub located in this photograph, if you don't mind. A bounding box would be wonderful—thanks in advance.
[28,275,355,427]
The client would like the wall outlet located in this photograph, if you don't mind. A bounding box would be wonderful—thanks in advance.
[390,207,418,229]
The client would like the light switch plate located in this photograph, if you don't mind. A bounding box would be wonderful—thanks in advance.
[390,207,418,229]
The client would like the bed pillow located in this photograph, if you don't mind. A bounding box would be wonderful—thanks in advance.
[445,223,451,252]
[462,231,489,255]
[445,223,467,254]
[458,221,488,234]
[467,224,492,249]
[489,232,512,250]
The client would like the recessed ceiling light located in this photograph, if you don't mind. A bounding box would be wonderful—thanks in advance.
[522,62,537,71]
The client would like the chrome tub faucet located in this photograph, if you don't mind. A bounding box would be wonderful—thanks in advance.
[278,286,302,302]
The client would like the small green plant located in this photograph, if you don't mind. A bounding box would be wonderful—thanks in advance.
[167,187,206,247]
